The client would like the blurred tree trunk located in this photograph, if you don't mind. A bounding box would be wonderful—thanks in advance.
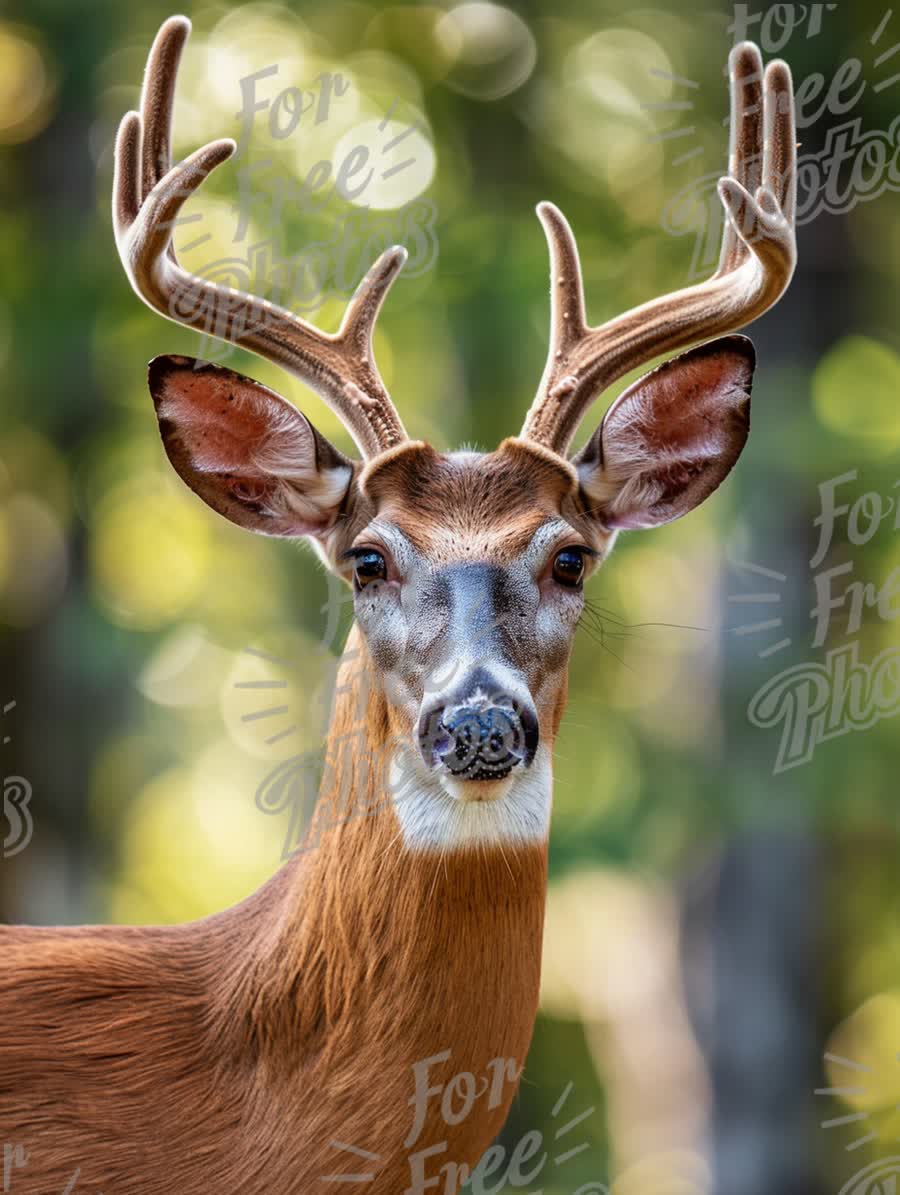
[705,834,823,1195]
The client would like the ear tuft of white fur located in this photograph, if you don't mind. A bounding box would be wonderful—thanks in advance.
[250,403,352,527]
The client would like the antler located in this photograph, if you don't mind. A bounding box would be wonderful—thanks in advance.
[521,42,796,456]
[113,16,408,460]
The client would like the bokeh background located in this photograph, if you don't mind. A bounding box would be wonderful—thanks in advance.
[2,1,899,1192]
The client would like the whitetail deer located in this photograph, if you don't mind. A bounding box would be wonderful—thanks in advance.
[0,17,796,1194]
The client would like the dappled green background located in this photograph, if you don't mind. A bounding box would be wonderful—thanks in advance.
[1,1,899,1191]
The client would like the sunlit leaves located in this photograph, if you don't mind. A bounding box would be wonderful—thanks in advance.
[813,336,900,454]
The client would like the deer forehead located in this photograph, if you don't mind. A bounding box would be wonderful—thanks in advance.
[355,439,604,563]
[370,516,581,581]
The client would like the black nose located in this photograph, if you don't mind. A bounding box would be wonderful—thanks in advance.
[418,690,539,780]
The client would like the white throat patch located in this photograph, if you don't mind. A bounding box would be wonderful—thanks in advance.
[387,744,553,852]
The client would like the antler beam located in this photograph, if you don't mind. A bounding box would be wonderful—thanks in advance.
[521,42,797,456]
[113,16,408,460]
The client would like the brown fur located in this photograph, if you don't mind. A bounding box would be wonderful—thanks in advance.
[0,630,547,1193]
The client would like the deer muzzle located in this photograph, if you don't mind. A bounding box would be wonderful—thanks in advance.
[418,680,539,781]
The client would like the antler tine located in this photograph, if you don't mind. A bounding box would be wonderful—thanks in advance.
[762,58,797,226]
[716,42,763,277]
[521,41,796,457]
[113,16,409,460]
[140,14,187,201]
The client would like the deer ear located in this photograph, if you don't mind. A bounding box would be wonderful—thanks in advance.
[148,355,355,538]
[573,336,755,530]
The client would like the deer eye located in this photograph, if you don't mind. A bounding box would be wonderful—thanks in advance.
[552,548,587,589]
[352,549,387,589]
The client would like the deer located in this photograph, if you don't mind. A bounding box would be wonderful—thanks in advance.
[0,16,796,1195]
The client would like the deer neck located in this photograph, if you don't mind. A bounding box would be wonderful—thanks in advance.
[229,624,550,1170]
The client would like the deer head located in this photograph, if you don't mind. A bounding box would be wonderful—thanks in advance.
[114,18,796,850]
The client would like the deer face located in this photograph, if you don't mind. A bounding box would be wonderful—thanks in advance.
[148,337,755,844]
[345,439,605,821]
[119,20,794,848]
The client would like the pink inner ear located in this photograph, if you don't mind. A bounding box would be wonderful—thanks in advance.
[148,356,353,539]
[153,363,311,477]
[583,338,754,530]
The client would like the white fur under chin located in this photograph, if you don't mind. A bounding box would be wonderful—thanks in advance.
[387,745,553,852]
